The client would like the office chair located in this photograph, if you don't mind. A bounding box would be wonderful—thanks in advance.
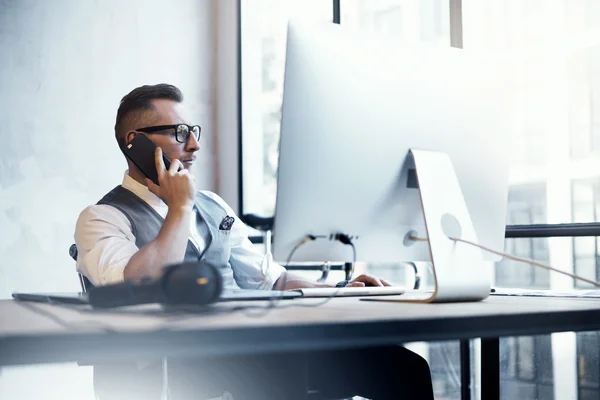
[240,214,274,253]
[69,244,93,293]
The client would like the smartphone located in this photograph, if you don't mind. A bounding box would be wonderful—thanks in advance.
[123,134,172,186]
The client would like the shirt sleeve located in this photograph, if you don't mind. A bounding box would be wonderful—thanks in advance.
[201,191,286,290]
[74,205,139,286]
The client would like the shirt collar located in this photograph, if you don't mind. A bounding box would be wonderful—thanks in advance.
[121,171,167,209]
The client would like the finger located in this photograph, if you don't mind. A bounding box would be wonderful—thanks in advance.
[357,274,383,287]
[169,159,183,174]
[154,148,166,177]
[371,276,384,286]
[179,169,196,183]
[179,169,196,181]
[380,278,393,287]
[346,281,365,288]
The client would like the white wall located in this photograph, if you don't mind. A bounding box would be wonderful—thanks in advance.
[0,0,217,297]
[0,0,230,398]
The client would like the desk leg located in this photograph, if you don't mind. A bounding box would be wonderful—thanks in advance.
[481,338,500,400]
[460,339,471,400]
[161,357,169,400]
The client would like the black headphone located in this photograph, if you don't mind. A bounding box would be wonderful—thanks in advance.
[87,260,223,308]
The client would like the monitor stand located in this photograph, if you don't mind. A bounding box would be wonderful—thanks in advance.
[369,149,491,303]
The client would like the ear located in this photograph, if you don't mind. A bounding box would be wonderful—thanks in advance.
[125,130,140,146]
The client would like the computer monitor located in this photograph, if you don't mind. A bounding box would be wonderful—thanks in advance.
[272,21,516,302]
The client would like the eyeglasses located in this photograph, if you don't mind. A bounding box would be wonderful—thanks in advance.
[135,124,201,143]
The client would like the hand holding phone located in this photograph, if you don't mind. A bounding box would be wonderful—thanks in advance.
[123,135,195,210]
[147,148,196,210]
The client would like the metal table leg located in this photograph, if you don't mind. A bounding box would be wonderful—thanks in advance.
[460,339,471,400]
[481,338,500,400]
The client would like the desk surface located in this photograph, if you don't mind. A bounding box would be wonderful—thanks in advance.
[2,295,600,366]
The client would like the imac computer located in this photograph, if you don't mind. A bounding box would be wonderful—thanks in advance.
[272,21,516,302]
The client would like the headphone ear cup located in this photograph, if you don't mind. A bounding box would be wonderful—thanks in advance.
[161,261,223,306]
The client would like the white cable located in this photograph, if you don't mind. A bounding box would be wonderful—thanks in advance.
[409,236,600,287]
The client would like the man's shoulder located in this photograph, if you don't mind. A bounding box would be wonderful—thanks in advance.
[78,185,134,221]
[74,204,133,243]
[97,185,136,205]
[196,190,226,206]
[196,190,236,215]
[77,203,129,224]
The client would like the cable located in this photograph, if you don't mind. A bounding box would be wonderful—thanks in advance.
[240,233,358,317]
[272,233,358,311]
[407,262,421,290]
[269,235,317,306]
[409,236,600,287]
[235,235,320,317]
[335,233,356,280]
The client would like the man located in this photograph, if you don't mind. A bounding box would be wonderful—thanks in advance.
[75,84,434,399]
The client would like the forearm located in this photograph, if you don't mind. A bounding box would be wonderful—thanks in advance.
[273,271,334,290]
[123,207,192,281]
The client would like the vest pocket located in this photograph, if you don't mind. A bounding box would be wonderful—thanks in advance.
[213,230,234,287]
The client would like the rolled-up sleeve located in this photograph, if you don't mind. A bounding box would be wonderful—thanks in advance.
[229,238,286,290]
[202,192,286,290]
[74,205,139,286]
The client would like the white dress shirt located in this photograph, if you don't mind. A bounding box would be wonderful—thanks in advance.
[74,172,285,289]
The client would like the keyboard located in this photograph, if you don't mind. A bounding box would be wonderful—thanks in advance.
[219,289,302,301]
[292,286,405,298]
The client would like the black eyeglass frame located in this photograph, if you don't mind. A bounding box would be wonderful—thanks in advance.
[135,124,201,143]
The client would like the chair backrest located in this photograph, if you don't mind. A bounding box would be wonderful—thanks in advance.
[69,244,94,293]
[241,214,273,254]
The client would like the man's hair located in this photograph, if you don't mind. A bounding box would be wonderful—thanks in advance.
[114,84,184,148]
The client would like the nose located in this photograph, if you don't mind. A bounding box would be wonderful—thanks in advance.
[185,130,200,152]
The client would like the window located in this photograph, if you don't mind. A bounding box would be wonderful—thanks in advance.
[428,340,461,399]
[577,332,600,400]
[572,178,600,287]
[240,0,332,217]
[496,185,550,288]
[340,0,449,44]
[500,335,554,400]
[570,43,600,159]
[460,2,600,397]
[462,0,600,236]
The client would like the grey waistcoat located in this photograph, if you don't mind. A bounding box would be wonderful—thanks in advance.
[97,186,237,287]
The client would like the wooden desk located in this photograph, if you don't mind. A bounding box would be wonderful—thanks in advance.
[2,295,600,399]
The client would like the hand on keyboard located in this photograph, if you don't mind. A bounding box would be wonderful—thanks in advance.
[347,274,393,287]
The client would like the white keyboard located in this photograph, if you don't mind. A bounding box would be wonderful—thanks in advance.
[292,286,405,298]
